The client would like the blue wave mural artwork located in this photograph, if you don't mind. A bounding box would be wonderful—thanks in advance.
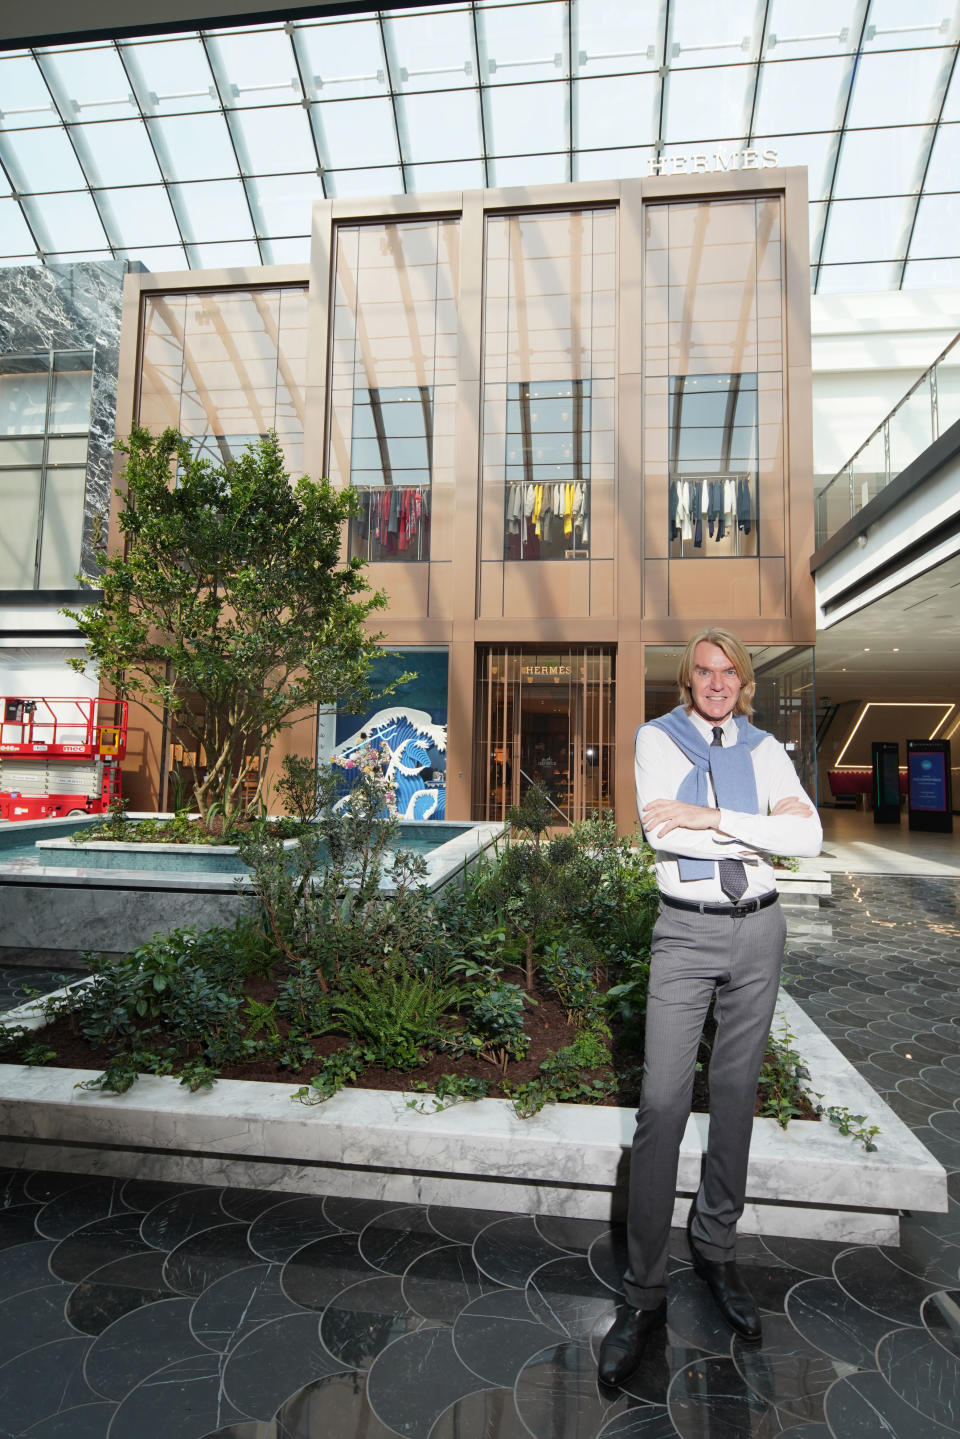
[332,707,447,820]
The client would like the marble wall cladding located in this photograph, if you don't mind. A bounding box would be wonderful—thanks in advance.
[0,880,252,954]
[0,260,130,583]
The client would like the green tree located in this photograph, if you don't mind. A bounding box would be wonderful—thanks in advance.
[65,426,393,822]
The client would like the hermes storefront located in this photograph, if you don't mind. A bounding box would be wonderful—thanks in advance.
[116,167,816,829]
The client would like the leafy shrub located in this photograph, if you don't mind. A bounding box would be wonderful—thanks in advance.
[454,980,532,1073]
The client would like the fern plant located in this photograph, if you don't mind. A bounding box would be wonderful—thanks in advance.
[320,955,464,1069]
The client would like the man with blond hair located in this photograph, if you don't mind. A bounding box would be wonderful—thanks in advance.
[599,629,821,1386]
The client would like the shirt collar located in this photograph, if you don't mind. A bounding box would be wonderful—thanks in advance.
[686,709,737,745]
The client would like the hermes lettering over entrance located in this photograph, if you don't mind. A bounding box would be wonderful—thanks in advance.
[648,149,779,176]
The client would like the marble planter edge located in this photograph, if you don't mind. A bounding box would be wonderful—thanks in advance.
[0,986,945,1244]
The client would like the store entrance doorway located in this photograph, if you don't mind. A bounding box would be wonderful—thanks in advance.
[473,648,614,825]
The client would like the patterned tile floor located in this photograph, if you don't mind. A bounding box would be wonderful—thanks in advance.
[0,873,958,1438]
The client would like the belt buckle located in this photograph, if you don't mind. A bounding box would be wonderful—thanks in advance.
[730,899,756,918]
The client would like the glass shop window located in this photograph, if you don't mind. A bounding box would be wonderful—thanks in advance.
[348,386,432,562]
[668,373,758,558]
[503,380,591,561]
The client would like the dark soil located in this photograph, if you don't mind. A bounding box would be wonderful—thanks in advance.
[21,972,817,1118]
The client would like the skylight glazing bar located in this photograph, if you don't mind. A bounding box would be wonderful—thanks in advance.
[377,13,407,194]
[898,41,959,288]
[812,0,871,292]
[198,30,262,262]
[470,2,490,187]
[287,22,328,200]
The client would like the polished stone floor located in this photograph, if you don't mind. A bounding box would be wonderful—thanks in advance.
[0,873,958,1438]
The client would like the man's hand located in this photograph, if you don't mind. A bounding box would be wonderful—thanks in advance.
[642,798,720,837]
[770,795,813,818]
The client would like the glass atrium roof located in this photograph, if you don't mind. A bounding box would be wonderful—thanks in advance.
[1,0,959,292]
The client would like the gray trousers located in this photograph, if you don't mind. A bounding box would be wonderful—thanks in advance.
[622,898,786,1310]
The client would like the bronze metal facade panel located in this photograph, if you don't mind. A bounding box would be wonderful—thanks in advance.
[113,172,814,828]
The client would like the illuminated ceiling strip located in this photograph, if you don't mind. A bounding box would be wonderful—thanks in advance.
[929,704,956,739]
[834,702,954,768]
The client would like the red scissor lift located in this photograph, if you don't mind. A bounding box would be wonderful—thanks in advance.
[0,696,128,821]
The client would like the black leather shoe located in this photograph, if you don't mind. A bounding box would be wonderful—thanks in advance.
[687,1207,761,1341]
[597,1301,667,1386]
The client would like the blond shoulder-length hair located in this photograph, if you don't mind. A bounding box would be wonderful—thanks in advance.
[677,628,756,717]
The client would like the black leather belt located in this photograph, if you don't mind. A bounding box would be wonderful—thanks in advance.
[659,890,779,918]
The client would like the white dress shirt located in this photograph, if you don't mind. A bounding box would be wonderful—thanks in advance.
[635,709,823,902]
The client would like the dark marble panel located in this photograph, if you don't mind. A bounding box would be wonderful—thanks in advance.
[0,1238,57,1299]
[472,1215,566,1288]
[921,1066,960,1100]
[452,1287,562,1389]
[35,1178,132,1240]
[785,1277,894,1368]
[834,1247,939,1325]
[189,1262,304,1353]
[932,1109,960,1141]
[219,1189,289,1223]
[106,1350,248,1439]
[84,1296,205,1402]
[221,1312,343,1421]
[248,1196,342,1263]
[163,1223,259,1298]
[824,1368,960,1438]
[878,1324,960,1429]
[0,1335,97,1434]
[513,1339,624,1438]
[359,1204,449,1276]
[49,1212,150,1282]
[0,1202,44,1251]
[595,1407,682,1438]
[401,1242,491,1325]
[898,1077,957,1110]
[888,1219,960,1287]
[427,1205,510,1246]
[280,1232,375,1312]
[0,1282,77,1363]
[428,1385,538,1439]
[275,1372,399,1439]
[589,1228,629,1295]
[66,1249,173,1335]
[526,1253,619,1341]
[598,1323,703,1408]
[121,1179,198,1212]
[891,1038,950,1064]
[663,1268,735,1355]
[667,1355,785,1439]
[11,1401,119,1438]
[322,1196,403,1232]
[758,1235,848,1278]
[199,1424,276,1439]
[923,1290,960,1358]
[320,1274,424,1372]
[731,1313,841,1424]
[0,1168,33,1209]
[535,1215,610,1254]
[366,1325,491,1438]
[140,1189,229,1250]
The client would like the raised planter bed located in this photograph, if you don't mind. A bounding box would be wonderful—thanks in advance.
[0,989,945,1247]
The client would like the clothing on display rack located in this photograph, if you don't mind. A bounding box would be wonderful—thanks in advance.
[355,485,430,556]
[668,476,753,548]
[505,479,589,559]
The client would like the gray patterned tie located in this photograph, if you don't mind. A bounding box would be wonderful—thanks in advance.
[711,726,748,902]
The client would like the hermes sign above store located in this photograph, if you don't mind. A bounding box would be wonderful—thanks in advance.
[648,149,780,176]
